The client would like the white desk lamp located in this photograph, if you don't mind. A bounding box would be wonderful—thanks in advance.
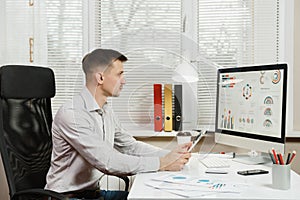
[172,62,199,83]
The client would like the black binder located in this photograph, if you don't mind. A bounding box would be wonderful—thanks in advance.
[174,84,182,131]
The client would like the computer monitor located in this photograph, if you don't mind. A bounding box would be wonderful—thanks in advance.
[215,63,287,164]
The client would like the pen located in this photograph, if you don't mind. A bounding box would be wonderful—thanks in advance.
[277,154,282,165]
[271,148,279,164]
[268,150,275,164]
[205,152,235,158]
[220,152,236,158]
[286,152,291,165]
[278,153,284,165]
[288,150,297,165]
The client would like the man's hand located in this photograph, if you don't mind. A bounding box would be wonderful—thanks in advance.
[159,142,192,171]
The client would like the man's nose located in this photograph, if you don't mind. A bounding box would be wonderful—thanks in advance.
[121,77,126,84]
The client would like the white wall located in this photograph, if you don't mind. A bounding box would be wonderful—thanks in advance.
[294,0,300,131]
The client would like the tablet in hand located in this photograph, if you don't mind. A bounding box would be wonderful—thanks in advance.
[188,130,206,152]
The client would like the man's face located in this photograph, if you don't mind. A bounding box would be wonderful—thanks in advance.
[102,59,126,97]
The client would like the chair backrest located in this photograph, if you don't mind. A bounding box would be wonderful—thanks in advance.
[0,65,55,197]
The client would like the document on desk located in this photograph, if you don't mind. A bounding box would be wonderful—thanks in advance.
[145,173,245,198]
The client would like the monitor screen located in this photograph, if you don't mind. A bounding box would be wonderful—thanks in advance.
[215,64,287,163]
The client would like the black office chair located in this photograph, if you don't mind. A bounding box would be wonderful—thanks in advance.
[0,65,129,200]
[0,65,66,200]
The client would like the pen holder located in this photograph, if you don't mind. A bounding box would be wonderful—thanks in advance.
[272,164,291,190]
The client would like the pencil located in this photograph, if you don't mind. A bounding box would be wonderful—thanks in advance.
[278,153,284,165]
[271,148,279,164]
[268,150,275,164]
[286,152,291,165]
[288,150,297,164]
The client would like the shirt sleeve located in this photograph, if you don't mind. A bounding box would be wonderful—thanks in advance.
[55,106,161,175]
[113,131,169,157]
[111,111,170,158]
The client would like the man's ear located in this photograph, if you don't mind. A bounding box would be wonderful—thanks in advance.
[96,72,104,84]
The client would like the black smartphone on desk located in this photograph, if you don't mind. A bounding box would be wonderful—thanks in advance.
[237,169,269,176]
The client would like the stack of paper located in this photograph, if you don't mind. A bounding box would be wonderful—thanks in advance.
[145,173,247,198]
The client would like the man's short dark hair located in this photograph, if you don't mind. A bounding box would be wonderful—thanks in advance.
[82,48,127,74]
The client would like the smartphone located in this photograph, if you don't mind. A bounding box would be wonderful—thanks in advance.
[188,130,206,152]
[237,169,269,176]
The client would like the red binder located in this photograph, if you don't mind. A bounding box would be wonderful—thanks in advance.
[153,84,163,132]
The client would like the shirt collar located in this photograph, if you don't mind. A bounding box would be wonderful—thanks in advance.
[80,87,107,113]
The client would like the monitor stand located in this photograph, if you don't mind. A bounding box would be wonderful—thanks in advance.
[233,150,272,165]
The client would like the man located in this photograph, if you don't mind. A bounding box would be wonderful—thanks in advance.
[45,48,192,200]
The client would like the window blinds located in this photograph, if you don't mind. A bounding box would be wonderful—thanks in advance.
[0,0,47,65]
[92,0,182,130]
[0,0,286,132]
[196,0,281,128]
[1,0,32,64]
[46,0,85,113]
[92,0,281,131]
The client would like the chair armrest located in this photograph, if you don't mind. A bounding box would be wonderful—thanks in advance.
[12,188,67,200]
[116,175,130,191]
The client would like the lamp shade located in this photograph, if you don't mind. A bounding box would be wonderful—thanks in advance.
[172,62,199,83]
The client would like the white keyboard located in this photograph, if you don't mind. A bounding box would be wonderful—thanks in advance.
[199,157,230,168]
